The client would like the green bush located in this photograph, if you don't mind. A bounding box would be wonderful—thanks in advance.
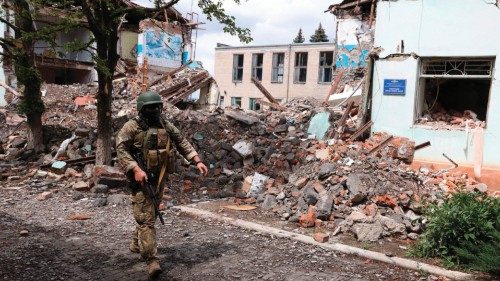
[410,191,500,275]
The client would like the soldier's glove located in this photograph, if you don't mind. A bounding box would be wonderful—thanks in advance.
[132,166,148,185]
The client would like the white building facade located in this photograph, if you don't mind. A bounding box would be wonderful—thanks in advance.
[214,43,336,110]
[369,0,500,184]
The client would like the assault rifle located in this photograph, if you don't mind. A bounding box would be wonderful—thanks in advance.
[131,153,165,225]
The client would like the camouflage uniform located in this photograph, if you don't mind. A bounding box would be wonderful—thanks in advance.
[116,116,198,263]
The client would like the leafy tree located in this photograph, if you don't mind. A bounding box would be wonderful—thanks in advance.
[2,0,251,164]
[310,23,329,43]
[293,28,305,43]
[0,1,80,153]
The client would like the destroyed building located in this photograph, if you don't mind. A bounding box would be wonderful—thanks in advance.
[329,0,500,190]
[0,1,197,105]
[213,43,336,110]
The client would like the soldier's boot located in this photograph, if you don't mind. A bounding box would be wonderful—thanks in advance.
[130,228,140,253]
[147,260,162,279]
[129,240,140,253]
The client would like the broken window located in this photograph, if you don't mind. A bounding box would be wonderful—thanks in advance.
[294,52,308,83]
[232,54,244,82]
[252,53,264,81]
[231,97,241,108]
[249,98,261,111]
[271,53,285,83]
[416,58,493,128]
[219,96,225,108]
[318,51,334,83]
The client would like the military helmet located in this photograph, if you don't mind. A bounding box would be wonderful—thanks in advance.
[137,91,163,112]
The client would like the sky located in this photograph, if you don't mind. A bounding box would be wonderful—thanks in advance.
[133,0,337,74]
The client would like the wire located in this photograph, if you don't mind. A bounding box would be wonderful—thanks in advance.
[427,80,440,113]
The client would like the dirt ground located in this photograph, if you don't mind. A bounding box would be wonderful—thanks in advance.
[0,185,456,281]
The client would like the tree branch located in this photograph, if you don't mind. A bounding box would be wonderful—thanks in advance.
[0,14,21,33]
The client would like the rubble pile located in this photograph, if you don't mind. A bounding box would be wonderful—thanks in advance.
[417,108,485,129]
[149,63,213,105]
[0,75,489,243]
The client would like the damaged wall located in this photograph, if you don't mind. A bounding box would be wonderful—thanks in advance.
[34,24,93,63]
[119,30,139,61]
[370,0,500,168]
[336,17,371,69]
[137,20,187,71]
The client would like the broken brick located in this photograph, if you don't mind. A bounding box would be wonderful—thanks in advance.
[299,206,316,228]
[313,232,330,243]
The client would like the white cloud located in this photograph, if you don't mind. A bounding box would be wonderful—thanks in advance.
[135,0,337,74]
[175,0,336,74]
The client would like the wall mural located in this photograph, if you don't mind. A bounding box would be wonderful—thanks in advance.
[143,29,183,68]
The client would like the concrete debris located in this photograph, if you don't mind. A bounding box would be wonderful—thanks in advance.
[247,172,269,198]
[0,66,491,244]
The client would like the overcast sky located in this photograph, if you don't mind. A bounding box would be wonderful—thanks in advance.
[134,0,337,74]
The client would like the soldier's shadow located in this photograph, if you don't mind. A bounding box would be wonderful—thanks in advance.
[156,241,235,280]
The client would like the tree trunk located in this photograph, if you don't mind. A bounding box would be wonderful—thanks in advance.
[14,1,44,153]
[24,83,44,152]
[95,73,113,165]
[94,27,119,165]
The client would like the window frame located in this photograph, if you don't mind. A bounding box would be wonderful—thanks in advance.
[232,54,244,82]
[248,98,261,111]
[251,53,264,81]
[271,52,285,83]
[318,51,334,84]
[294,52,308,84]
[218,95,225,108]
[230,96,242,108]
[415,57,494,127]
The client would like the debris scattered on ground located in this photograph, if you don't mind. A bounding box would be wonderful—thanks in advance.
[0,65,491,244]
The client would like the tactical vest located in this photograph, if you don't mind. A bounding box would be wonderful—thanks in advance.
[134,116,176,187]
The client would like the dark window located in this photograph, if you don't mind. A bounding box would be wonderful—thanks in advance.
[249,98,261,111]
[252,53,263,81]
[231,97,242,108]
[318,51,334,83]
[272,53,285,83]
[294,52,308,83]
[219,96,225,108]
[232,54,244,82]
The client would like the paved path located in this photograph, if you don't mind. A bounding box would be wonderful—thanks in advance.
[0,187,422,281]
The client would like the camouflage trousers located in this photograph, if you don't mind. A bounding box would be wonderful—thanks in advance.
[130,186,163,263]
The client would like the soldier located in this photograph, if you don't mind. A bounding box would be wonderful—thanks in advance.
[116,91,208,279]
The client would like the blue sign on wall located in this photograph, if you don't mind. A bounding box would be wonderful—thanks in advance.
[383,79,406,96]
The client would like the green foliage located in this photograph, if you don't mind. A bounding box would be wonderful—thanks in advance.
[197,0,252,43]
[293,28,305,44]
[454,233,500,275]
[410,191,500,275]
[310,23,329,43]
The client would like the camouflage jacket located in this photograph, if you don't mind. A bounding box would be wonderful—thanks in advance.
[116,116,198,174]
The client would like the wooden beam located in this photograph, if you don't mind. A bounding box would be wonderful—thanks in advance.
[414,141,431,151]
[0,80,21,97]
[368,135,394,156]
[332,101,354,140]
[256,99,286,111]
[324,69,345,105]
[251,77,278,104]
[149,62,190,88]
[368,0,376,28]
[347,120,373,142]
